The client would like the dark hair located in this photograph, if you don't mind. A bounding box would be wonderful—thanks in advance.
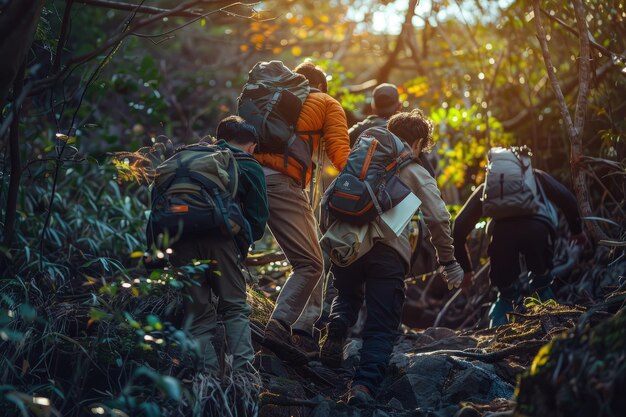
[294,61,328,93]
[216,115,259,146]
[386,109,434,153]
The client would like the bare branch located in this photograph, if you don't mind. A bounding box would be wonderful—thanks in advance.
[502,59,614,130]
[29,1,254,96]
[533,0,610,242]
[533,1,576,140]
[71,0,238,17]
[375,0,419,84]
[571,0,591,139]
[540,8,625,61]
[131,2,260,39]
[52,0,75,73]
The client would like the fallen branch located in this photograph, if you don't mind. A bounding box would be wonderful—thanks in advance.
[259,393,318,408]
[420,340,545,363]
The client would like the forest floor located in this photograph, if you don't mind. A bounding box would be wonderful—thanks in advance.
[1,245,623,417]
[247,244,625,417]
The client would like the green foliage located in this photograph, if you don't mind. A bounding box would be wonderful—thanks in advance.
[430,104,513,188]
[516,308,626,417]
[1,0,625,414]
[4,163,146,281]
[312,58,366,111]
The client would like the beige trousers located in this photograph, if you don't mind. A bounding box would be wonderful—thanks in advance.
[265,173,324,336]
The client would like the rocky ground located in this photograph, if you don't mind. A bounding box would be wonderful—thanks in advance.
[248,244,626,417]
[250,303,582,417]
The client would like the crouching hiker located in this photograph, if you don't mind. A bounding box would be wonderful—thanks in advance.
[147,115,268,374]
[319,109,464,405]
[452,145,586,327]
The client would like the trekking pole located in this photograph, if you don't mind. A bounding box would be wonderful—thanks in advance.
[311,139,325,222]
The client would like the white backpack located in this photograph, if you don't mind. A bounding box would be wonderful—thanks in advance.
[482,147,557,225]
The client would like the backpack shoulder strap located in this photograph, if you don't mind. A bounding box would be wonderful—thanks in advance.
[232,153,259,164]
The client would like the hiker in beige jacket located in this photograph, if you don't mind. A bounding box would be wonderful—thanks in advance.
[319,109,463,405]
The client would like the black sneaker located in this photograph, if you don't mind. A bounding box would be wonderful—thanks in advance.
[320,320,347,369]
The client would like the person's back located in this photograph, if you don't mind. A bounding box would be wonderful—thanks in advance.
[452,148,586,327]
[319,110,463,405]
[253,64,350,185]
[348,114,388,145]
[247,60,351,362]
[167,115,268,375]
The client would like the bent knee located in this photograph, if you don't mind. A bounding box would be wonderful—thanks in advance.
[291,255,324,278]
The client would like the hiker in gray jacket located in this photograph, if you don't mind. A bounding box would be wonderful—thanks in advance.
[319,109,463,405]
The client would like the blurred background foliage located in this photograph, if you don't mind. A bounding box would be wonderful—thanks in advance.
[0,0,625,415]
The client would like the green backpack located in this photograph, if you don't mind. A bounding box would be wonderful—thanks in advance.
[147,144,252,248]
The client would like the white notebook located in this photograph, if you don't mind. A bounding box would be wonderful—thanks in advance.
[380,192,422,236]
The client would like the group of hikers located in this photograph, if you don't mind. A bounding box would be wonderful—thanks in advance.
[146,60,586,405]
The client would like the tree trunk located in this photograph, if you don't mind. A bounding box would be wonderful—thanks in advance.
[375,0,418,83]
[0,0,45,108]
[532,0,609,242]
[2,60,25,248]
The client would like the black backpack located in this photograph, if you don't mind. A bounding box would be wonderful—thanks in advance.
[323,127,414,225]
[147,144,253,250]
[237,60,321,184]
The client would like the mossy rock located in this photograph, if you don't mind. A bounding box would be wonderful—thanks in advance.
[514,307,626,417]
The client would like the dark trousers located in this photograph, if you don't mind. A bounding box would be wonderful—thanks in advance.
[328,243,406,395]
[488,218,553,298]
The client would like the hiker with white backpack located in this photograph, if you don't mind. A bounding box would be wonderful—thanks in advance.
[238,60,351,362]
[452,145,587,327]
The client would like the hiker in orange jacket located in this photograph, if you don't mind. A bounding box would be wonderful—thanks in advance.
[258,61,351,362]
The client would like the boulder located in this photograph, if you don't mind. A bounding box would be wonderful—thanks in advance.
[380,355,514,416]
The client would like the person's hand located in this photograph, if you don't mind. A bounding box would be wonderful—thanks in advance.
[442,261,464,290]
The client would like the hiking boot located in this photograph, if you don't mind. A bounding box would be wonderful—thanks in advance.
[533,286,556,303]
[528,273,555,303]
[263,319,309,365]
[488,297,513,328]
[320,320,347,369]
[347,384,374,406]
[291,329,320,360]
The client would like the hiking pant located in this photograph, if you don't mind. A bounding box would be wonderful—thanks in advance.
[328,243,406,395]
[488,218,553,298]
[170,235,254,373]
[266,173,325,336]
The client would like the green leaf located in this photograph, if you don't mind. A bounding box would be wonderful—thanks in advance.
[146,314,160,328]
[134,367,182,400]
[19,304,37,322]
[157,376,181,401]
[0,329,24,341]
[89,307,108,322]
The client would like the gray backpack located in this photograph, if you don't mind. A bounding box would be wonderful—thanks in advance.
[237,60,321,184]
[482,147,557,225]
